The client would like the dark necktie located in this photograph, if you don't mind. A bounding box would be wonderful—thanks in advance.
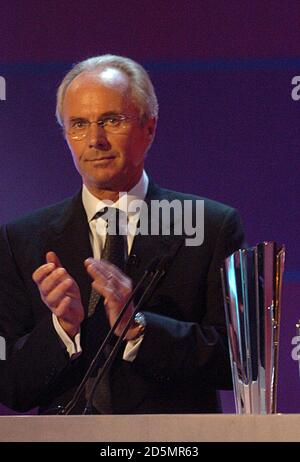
[87,207,126,317]
[86,207,127,414]
[101,207,126,270]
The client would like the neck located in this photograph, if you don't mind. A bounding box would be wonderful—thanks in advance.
[84,173,143,202]
[85,188,120,202]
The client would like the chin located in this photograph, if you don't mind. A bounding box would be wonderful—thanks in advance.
[92,175,123,191]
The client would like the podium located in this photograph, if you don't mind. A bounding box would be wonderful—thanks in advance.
[0,414,300,441]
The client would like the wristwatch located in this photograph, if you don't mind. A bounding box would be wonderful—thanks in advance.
[130,312,146,340]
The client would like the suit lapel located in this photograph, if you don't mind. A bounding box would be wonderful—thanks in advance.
[126,180,184,285]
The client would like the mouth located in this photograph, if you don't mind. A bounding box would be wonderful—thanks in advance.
[87,156,116,163]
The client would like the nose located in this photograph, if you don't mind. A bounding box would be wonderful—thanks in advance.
[88,122,110,150]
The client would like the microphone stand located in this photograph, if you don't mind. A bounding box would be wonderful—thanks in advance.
[82,255,171,414]
[60,256,163,415]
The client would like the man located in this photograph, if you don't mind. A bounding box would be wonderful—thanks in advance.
[0,55,245,414]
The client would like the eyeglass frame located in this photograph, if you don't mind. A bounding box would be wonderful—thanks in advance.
[64,113,141,140]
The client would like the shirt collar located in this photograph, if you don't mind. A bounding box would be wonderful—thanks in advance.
[82,170,149,223]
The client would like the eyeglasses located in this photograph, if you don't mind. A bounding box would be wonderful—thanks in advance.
[65,114,139,140]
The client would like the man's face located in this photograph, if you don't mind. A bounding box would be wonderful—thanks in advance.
[62,69,156,195]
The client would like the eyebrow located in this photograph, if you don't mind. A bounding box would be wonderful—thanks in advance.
[69,111,123,121]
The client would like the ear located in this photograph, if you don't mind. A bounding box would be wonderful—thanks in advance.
[146,117,157,139]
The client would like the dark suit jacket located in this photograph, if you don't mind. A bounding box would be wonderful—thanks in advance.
[0,181,245,414]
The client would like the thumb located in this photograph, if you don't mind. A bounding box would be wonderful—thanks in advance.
[46,251,62,268]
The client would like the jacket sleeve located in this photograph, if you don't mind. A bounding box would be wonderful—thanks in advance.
[0,225,70,411]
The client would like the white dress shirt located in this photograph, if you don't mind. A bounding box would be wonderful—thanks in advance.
[53,171,149,361]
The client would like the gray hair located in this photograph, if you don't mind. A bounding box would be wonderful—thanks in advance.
[56,54,159,126]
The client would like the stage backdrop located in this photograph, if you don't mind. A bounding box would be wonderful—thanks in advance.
[0,0,299,414]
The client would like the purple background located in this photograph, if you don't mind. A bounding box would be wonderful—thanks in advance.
[0,0,300,414]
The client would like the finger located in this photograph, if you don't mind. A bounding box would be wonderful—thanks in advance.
[85,258,116,274]
[46,251,62,268]
[85,259,127,284]
[85,260,109,283]
[45,278,74,309]
[84,257,95,267]
[50,295,74,320]
[92,278,131,304]
[39,267,69,297]
[32,263,56,285]
[86,264,122,296]
[54,296,72,316]
[86,260,132,299]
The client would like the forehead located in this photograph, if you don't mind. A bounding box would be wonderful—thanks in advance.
[63,69,135,118]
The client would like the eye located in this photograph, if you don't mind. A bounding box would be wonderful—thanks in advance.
[71,120,88,129]
[104,116,123,127]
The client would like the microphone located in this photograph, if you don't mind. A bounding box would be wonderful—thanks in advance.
[59,255,166,415]
[82,253,172,414]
